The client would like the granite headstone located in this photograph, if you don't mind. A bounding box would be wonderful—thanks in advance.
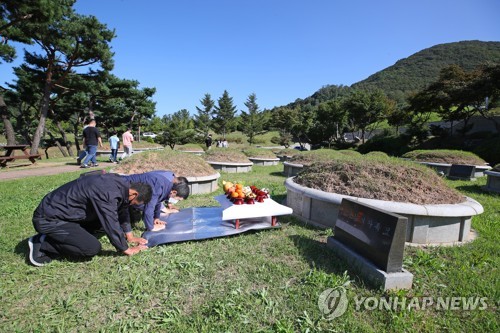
[448,164,476,181]
[333,198,407,273]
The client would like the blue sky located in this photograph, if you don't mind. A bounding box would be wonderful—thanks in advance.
[1,0,499,117]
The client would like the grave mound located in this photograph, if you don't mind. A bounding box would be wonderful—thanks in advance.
[402,149,486,165]
[294,158,464,205]
[204,148,251,163]
[114,149,216,177]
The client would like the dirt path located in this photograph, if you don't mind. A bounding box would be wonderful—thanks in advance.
[0,162,108,181]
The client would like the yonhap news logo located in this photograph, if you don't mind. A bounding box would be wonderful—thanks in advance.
[318,286,349,320]
[318,288,489,320]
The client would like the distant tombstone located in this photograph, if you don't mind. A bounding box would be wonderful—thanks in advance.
[448,164,476,181]
[333,198,407,273]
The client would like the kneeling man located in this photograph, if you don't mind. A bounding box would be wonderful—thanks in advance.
[28,173,152,266]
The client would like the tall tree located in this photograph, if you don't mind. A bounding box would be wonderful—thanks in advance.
[461,64,500,132]
[212,90,237,138]
[158,109,196,149]
[1,0,68,144]
[292,105,314,149]
[270,107,299,148]
[343,90,392,143]
[308,99,348,147]
[240,93,265,145]
[14,5,115,154]
[194,93,214,138]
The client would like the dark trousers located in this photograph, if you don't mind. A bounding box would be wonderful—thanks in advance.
[110,148,118,162]
[33,216,102,258]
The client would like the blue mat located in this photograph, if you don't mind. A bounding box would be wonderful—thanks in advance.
[142,207,281,247]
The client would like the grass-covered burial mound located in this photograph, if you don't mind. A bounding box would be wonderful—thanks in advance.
[288,149,359,166]
[294,157,465,205]
[204,148,251,163]
[114,149,216,177]
[402,149,486,165]
[174,144,205,152]
[242,148,277,159]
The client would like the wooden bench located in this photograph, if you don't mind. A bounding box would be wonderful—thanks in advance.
[0,145,41,167]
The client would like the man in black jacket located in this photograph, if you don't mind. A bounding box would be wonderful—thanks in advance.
[28,173,153,266]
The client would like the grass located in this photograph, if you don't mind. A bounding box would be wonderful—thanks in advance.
[204,148,251,163]
[114,149,216,177]
[294,157,464,205]
[0,165,498,332]
[242,148,278,159]
[402,149,487,165]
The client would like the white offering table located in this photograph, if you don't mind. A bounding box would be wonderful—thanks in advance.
[215,194,293,229]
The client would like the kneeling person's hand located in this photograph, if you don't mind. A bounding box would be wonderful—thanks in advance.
[123,244,148,256]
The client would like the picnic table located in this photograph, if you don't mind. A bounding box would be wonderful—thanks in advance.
[0,145,41,167]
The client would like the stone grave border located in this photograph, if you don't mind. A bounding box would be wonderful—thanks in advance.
[205,160,253,173]
[283,161,304,177]
[186,172,220,195]
[284,177,484,245]
[483,170,500,194]
[417,161,491,178]
[247,157,280,166]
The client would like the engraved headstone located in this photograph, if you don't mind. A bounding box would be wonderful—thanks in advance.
[333,198,407,273]
[448,164,476,181]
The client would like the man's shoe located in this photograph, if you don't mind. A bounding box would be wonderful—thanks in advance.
[76,158,81,165]
[80,164,90,168]
[28,234,52,267]
[92,163,99,167]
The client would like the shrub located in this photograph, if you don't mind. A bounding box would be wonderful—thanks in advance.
[473,136,500,166]
[357,133,410,156]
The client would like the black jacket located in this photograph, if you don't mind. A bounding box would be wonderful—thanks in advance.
[34,173,132,251]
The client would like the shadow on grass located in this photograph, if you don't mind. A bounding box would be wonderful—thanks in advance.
[270,171,286,178]
[15,236,121,266]
[271,194,287,205]
[456,184,495,195]
[288,233,368,287]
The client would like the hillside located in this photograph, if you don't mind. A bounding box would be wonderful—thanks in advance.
[285,40,500,108]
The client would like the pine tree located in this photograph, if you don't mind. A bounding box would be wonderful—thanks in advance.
[8,3,115,154]
[240,93,265,145]
[212,90,237,138]
[194,93,214,137]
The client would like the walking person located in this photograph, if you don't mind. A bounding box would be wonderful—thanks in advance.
[76,122,90,165]
[108,131,120,163]
[28,173,153,266]
[81,119,103,168]
[121,128,134,160]
[205,134,213,149]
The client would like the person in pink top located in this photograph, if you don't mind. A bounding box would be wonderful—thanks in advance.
[121,128,134,160]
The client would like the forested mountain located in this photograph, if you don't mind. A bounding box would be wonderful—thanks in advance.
[286,40,500,108]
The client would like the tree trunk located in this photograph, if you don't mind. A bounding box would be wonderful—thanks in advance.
[73,122,82,153]
[30,69,53,155]
[0,96,17,145]
[47,130,68,157]
[1,115,16,145]
[56,121,74,156]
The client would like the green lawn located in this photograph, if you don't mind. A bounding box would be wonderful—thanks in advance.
[0,165,498,332]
